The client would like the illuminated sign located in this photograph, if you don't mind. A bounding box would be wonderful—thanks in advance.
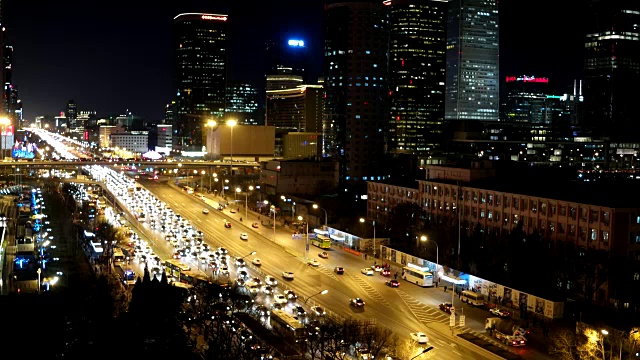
[506,76,549,83]
[383,0,392,5]
[201,15,228,21]
[287,39,305,47]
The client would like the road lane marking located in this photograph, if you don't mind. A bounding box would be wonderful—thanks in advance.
[345,272,391,307]
[452,350,462,356]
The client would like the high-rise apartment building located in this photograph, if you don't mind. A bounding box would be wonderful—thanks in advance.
[388,0,447,160]
[324,0,389,185]
[173,13,228,151]
[225,82,259,125]
[583,0,640,137]
[445,0,499,121]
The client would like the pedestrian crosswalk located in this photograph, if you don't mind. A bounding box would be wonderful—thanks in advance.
[347,272,391,307]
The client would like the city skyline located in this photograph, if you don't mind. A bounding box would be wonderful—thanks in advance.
[7,0,582,122]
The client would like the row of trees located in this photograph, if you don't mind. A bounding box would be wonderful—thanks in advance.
[550,324,640,360]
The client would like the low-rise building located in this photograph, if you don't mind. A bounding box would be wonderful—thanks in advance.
[260,159,339,197]
[109,131,149,153]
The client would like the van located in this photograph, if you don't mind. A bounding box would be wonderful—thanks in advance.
[460,290,485,306]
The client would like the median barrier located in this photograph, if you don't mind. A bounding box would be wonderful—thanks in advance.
[343,247,362,257]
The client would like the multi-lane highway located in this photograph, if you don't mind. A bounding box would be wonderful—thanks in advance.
[139,179,505,360]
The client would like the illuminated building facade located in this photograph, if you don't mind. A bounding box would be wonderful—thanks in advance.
[388,0,447,161]
[265,37,309,81]
[445,0,499,121]
[324,0,389,185]
[583,0,640,137]
[225,82,259,125]
[266,85,323,132]
[173,13,228,151]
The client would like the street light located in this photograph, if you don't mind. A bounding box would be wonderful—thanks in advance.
[267,202,276,242]
[298,215,309,259]
[410,346,434,360]
[312,204,328,228]
[304,289,328,305]
[420,235,439,282]
[241,251,257,259]
[200,170,206,189]
[359,218,377,258]
[236,186,254,220]
[601,329,608,360]
[205,120,217,160]
[227,119,237,164]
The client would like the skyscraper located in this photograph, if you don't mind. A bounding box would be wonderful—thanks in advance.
[583,0,640,137]
[388,0,447,161]
[173,13,228,151]
[445,0,499,121]
[324,0,389,185]
[225,82,259,125]
[265,37,309,81]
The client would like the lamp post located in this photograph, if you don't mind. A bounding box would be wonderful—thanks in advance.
[241,250,257,260]
[304,289,328,305]
[601,330,608,360]
[410,346,434,360]
[205,120,217,161]
[359,218,377,258]
[37,268,41,294]
[237,186,254,220]
[420,235,439,282]
[200,170,206,189]
[227,119,237,177]
[298,215,309,259]
[312,204,328,228]
[268,203,276,242]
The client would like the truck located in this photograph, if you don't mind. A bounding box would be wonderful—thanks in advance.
[485,317,527,346]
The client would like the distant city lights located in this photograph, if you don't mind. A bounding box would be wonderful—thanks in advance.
[287,39,305,47]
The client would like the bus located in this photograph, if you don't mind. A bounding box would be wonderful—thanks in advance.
[113,247,125,266]
[164,259,191,281]
[311,235,331,249]
[270,309,306,343]
[460,290,486,306]
[183,186,194,194]
[172,281,194,293]
[180,270,211,287]
[402,266,434,287]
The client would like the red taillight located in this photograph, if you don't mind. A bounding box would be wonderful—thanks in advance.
[520,340,525,344]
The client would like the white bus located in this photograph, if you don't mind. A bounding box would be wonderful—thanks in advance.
[113,248,125,266]
[402,266,434,287]
[460,290,485,306]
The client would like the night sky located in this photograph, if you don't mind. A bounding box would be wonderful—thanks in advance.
[6,0,582,122]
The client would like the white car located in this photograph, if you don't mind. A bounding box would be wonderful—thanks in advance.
[361,268,374,276]
[310,305,326,317]
[265,275,278,286]
[220,266,230,275]
[307,259,320,267]
[410,332,429,344]
[252,258,262,266]
[240,233,249,240]
[202,208,209,214]
[274,294,288,304]
[282,271,295,280]
[248,285,260,294]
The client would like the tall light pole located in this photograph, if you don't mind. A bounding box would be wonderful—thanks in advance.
[360,218,377,258]
[241,250,257,260]
[205,120,217,161]
[268,202,276,242]
[226,119,237,177]
[312,204,328,228]
[237,186,254,220]
[200,170,206,189]
[298,215,309,259]
[304,289,328,305]
[421,235,439,282]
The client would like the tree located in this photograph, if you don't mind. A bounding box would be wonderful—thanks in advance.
[392,337,431,360]
[361,323,394,357]
[576,327,605,360]
[549,327,578,360]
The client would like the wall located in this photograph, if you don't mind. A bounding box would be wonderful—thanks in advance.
[207,125,275,158]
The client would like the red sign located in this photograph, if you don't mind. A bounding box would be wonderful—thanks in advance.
[506,76,548,83]
[201,15,227,21]
[4,125,13,136]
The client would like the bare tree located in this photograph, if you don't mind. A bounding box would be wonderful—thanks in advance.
[576,327,605,360]
[361,323,394,357]
[392,337,426,360]
[548,327,578,360]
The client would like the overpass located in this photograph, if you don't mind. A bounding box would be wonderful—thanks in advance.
[0,160,261,170]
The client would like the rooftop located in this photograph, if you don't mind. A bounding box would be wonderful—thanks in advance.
[425,176,640,209]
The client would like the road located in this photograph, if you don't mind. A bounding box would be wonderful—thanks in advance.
[139,179,502,360]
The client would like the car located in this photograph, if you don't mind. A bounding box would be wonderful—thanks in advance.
[224,220,232,228]
[371,264,383,272]
[220,266,230,275]
[248,285,260,295]
[310,306,326,317]
[283,290,298,300]
[439,302,453,314]
[235,258,246,267]
[307,259,320,267]
[202,208,209,214]
[265,275,278,286]
[410,332,429,344]
[240,233,249,240]
[236,278,246,287]
[252,222,259,228]
[251,258,262,266]
[230,208,237,213]
[261,285,273,295]
[381,268,391,277]
[490,308,512,318]
[361,268,374,276]
[318,251,329,259]
[350,298,365,307]
[334,267,344,275]
[293,306,306,317]
[385,279,400,288]
[273,294,288,304]
[282,271,295,280]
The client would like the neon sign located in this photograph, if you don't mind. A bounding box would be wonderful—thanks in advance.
[506,76,549,83]
[201,15,228,21]
[288,39,305,47]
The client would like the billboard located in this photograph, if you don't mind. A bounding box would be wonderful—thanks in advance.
[12,140,38,159]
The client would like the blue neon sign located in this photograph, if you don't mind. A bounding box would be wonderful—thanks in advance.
[287,39,305,47]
